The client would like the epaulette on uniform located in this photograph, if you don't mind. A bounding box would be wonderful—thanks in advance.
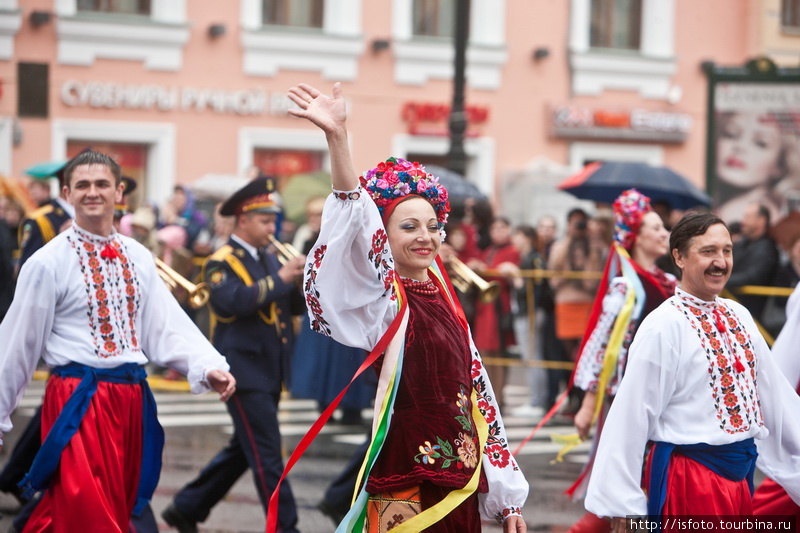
[207,244,234,263]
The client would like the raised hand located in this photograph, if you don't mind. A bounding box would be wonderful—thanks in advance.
[287,82,358,191]
[287,82,347,135]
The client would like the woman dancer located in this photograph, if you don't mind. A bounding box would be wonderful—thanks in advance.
[273,82,528,532]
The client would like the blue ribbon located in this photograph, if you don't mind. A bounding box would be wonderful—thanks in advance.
[648,438,757,531]
[18,362,164,516]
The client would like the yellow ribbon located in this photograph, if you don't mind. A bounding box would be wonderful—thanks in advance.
[551,277,636,462]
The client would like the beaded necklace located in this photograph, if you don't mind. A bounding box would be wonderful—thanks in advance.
[401,277,439,296]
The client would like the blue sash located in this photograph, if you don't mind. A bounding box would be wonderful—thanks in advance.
[648,438,757,527]
[18,362,164,515]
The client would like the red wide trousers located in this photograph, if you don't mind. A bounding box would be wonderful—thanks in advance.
[23,374,144,533]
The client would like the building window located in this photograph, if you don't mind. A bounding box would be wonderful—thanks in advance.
[263,0,323,28]
[77,0,151,15]
[412,0,455,38]
[783,0,800,28]
[590,0,642,50]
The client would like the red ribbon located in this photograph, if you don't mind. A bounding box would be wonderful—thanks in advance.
[713,307,745,374]
[100,243,120,260]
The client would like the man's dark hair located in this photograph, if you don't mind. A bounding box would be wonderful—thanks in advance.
[567,208,588,222]
[62,151,122,188]
[670,212,728,267]
[755,203,771,228]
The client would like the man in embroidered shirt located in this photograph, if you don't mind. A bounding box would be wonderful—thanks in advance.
[584,212,800,532]
[0,150,236,532]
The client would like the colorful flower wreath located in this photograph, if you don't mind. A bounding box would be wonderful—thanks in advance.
[613,188,652,250]
[359,157,450,227]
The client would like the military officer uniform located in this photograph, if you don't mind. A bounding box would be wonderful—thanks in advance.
[17,197,73,270]
[164,178,304,533]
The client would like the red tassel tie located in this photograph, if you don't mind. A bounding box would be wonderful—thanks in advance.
[100,243,120,260]
[713,307,745,374]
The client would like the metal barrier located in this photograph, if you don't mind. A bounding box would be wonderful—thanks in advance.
[461,264,794,368]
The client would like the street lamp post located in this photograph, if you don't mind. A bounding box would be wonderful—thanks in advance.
[446,0,471,177]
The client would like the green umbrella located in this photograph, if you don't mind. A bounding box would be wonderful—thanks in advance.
[24,160,67,179]
[281,171,332,224]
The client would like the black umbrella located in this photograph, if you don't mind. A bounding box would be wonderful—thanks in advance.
[424,165,487,201]
[558,161,710,210]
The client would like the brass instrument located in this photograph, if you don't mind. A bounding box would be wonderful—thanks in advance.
[448,256,500,303]
[268,234,303,265]
[154,257,211,309]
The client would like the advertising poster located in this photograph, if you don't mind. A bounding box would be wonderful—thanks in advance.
[711,82,800,225]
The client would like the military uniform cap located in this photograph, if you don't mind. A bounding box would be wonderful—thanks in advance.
[115,176,137,217]
[219,176,282,216]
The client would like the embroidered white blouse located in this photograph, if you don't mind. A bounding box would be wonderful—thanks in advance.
[0,224,230,444]
[304,188,529,522]
[573,277,634,395]
[585,288,800,518]
[770,286,800,388]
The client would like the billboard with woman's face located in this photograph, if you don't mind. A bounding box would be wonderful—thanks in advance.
[711,82,800,225]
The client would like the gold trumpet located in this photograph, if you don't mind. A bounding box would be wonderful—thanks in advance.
[448,256,500,303]
[268,234,303,265]
[154,257,211,309]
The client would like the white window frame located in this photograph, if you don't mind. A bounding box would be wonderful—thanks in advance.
[568,141,664,171]
[391,134,495,197]
[52,119,177,203]
[391,0,508,90]
[0,116,12,176]
[238,127,331,177]
[54,0,189,70]
[240,0,364,80]
[0,0,21,61]
[569,0,677,99]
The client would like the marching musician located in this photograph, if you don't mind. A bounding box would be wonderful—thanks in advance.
[162,177,306,533]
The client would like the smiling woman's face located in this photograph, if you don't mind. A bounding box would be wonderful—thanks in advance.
[386,197,441,281]
[716,112,783,189]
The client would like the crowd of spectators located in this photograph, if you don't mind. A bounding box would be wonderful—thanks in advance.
[443,196,798,418]
[1,167,798,418]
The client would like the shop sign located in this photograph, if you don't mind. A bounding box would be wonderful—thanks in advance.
[401,101,489,136]
[552,105,692,143]
[61,80,273,116]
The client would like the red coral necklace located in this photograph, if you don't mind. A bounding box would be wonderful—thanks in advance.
[401,277,439,296]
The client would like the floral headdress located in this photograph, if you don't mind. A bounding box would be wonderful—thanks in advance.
[360,157,450,228]
[613,188,652,250]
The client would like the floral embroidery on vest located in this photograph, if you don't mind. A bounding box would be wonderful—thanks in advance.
[69,226,141,358]
[670,292,763,434]
[413,385,478,470]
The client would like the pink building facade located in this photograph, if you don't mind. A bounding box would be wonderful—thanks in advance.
[1,0,798,223]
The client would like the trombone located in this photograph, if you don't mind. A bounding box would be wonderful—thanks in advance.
[268,234,303,265]
[448,256,500,303]
[154,256,211,309]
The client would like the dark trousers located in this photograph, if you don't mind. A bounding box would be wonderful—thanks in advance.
[542,312,570,409]
[0,407,42,495]
[173,389,298,533]
[323,437,370,513]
